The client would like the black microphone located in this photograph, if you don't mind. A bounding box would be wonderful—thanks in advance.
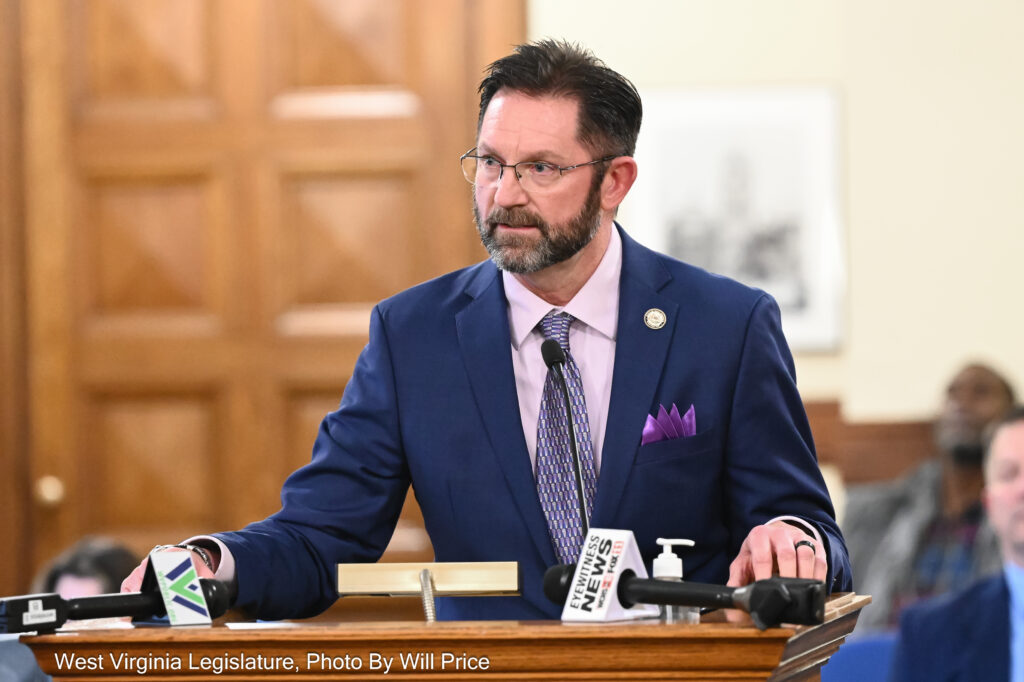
[0,579,230,634]
[541,338,589,539]
[543,564,824,630]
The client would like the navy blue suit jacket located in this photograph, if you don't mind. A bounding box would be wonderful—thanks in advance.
[890,573,1010,681]
[218,227,851,620]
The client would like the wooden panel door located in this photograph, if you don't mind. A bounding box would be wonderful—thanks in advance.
[1,0,31,597]
[19,0,524,584]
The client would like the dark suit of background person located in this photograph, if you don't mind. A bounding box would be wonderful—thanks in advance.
[889,574,1009,682]
[844,364,1013,632]
[889,407,1024,682]
[122,40,852,621]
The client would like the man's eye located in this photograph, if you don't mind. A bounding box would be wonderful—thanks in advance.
[525,162,557,176]
[479,156,501,168]
[997,465,1020,482]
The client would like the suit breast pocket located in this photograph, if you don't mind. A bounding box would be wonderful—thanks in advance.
[634,427,717,465]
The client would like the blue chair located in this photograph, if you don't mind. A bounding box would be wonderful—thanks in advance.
[0,634,51,681]
[822,631,897,682]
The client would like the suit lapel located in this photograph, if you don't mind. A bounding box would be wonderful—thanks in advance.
[455,264,557,566]
[592,229,678,526]
[957,576,1010,681]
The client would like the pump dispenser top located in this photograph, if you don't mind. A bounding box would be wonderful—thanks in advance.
[653,538,695,580]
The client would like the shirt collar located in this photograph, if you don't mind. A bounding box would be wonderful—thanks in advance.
[504,226,622,349]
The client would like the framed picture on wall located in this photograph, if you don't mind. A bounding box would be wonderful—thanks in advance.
[620,89,844,351]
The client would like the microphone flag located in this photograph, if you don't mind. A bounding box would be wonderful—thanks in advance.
[148,550,213,625]
[560,528,659,622]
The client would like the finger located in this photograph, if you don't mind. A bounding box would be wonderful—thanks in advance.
[795,541,815,579]
[773,532,799,579]
[727,550,752,588]
[813,544,828,582]
[120,560,148,593]
[723,607,748,624]
[747,528,777,582]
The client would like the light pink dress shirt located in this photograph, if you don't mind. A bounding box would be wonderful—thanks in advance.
[504,227,622,472]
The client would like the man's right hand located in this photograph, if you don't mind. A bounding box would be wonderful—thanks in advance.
[120,546,216,593]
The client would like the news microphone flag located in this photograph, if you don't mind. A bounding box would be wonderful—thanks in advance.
[149,550,213,626]
[559,528,659,622]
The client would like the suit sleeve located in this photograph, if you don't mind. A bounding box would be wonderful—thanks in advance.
[726,294,853,592]
[214,305,410,619]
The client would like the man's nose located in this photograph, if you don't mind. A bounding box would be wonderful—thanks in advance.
[493,167,528,207]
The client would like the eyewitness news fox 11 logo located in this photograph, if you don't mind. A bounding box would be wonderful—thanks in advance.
[560,529,659,622]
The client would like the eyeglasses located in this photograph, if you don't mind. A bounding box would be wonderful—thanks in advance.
[460,148,616,195]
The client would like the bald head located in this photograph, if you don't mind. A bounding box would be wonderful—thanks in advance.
[936,363,1015,466]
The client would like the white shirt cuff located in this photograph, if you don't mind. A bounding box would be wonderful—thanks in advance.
[766,515,824,548]
[183,535,237,587]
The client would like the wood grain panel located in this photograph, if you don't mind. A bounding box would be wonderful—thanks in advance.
[0,0,30,596]
[87,393,219,530]
[85,178,209,311]
[806,400,934,484]
[271,0,406,89]
[70,0,212,100]
[19,0,526,586]
[285,172,415,306]
[24,0,81,569]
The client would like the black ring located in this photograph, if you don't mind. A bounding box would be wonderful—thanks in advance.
[794,539,816,552]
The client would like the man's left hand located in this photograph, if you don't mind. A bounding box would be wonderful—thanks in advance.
[727,521,827,587]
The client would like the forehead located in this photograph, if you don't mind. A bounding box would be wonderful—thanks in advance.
[988,422,1024,469]
[949,366,1005,394]
[478,90,583,160]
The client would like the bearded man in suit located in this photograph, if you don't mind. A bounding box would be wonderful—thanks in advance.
[123,40,851,620]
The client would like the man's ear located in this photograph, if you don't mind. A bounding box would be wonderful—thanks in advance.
[599,156,638,212]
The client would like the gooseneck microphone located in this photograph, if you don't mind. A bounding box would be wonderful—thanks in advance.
[0,579,230,634]
[541,338,589,538]
[543,564,825,630]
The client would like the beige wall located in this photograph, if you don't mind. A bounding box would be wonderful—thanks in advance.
[529,0,1024,421]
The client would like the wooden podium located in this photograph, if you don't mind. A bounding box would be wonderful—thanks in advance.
[25,594,869,681]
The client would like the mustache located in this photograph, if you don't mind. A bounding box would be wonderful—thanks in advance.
[486,207,548,232]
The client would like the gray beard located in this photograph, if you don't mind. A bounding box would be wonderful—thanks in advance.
[473,183,602,274]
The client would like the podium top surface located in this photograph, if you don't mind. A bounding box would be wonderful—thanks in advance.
[23,594,870,681]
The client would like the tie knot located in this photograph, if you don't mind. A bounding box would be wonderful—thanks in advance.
[540,311,574,352]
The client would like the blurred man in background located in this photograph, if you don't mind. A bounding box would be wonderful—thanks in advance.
[32,536,138,600]
[844,362,1015,632]
[890,406,1024,681]
[1,537,136,682]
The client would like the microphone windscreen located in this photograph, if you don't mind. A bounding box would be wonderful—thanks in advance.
[541,339,566,369]
[200,579,230,618]
[542,564,576,605]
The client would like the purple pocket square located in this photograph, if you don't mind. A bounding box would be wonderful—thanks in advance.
[642,403,696,445]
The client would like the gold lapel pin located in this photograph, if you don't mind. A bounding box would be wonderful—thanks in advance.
[644,308,667,330]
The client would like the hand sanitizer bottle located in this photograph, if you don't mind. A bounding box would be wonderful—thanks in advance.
[653,538,699,624]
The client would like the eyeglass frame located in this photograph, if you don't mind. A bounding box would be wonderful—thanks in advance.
[459,147,618,192]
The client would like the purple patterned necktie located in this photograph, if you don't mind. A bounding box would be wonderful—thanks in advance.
[536,311,598,564]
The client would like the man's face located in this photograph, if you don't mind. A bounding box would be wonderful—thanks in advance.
[471,90,605,274]
[935,365,1013,463]
[984,421,1024,564]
